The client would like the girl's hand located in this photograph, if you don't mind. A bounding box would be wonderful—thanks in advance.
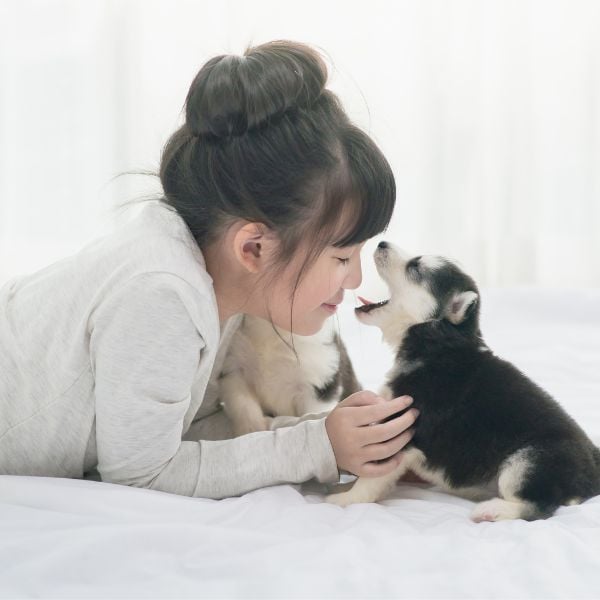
[325,391,419,477]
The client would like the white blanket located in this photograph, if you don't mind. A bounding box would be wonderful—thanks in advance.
[1,287,599,598]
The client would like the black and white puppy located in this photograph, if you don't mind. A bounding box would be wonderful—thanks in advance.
[326,241,600,521]
[219,315,360,437]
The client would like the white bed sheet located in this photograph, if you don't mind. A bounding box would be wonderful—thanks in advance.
[1,286,599,599]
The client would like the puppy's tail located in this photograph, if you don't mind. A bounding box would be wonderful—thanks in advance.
[594,445,600,466]
[593,446,600,492]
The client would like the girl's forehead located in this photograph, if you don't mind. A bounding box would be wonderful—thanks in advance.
[327,202,377,248]
[327,240,365,252]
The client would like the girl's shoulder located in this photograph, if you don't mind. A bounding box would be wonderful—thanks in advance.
[89,201,219,334]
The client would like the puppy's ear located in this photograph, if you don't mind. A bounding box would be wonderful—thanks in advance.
[445,291,478,324]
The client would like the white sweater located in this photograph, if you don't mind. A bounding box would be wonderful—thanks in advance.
[0,201,339,499]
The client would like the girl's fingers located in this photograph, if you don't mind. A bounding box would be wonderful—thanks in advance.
[355,395,415,426]
[338,390,383,408]
[359,408,420,445]
[359,451,406,478]
[363,428,415,462]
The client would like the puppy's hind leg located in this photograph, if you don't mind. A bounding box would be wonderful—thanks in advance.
[470,498,540,522]
[470,447,556,522]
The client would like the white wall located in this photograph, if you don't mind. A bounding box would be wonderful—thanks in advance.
[1,0,599,299]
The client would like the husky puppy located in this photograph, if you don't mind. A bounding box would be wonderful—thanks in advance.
[326,241,600,521]
[219,315,360,437]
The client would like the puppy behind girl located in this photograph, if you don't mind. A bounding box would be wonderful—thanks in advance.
[218,314,360,437]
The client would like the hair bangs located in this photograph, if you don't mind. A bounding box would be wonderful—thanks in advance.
[323,126,396,248]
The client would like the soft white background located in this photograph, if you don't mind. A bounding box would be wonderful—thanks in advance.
[1,5,600,596]
[1,0,599,297]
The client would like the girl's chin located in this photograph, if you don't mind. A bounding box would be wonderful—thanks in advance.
[269,308,332,336]
[295,313,333,336]
[285,318,328,337]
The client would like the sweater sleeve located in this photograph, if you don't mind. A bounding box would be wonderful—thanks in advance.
[88,272,339,499]
[269,412,333,429]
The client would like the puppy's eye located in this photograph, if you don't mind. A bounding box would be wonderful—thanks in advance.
[407,257,421,271]
[406,257,422,280]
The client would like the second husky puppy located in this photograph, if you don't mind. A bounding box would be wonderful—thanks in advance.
[219,315,360,437]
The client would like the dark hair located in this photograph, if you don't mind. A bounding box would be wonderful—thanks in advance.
[128,41,395,327]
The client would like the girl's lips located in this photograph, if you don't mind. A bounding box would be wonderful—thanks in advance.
[321,303,338,314]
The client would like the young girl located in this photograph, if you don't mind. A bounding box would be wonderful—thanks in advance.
[0,40,419,500]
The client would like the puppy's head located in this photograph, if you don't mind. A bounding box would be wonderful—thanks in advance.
[356,241,480,346]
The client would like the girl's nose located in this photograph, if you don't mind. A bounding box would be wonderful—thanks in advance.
[345,259,362,290]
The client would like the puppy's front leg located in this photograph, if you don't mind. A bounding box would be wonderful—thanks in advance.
[325,459,409,506]
[219,371,271,437]
[377,384,394,401]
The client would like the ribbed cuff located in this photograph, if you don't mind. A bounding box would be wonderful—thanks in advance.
[305,417,340,484]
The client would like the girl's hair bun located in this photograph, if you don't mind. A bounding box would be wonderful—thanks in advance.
[185,40,328,140]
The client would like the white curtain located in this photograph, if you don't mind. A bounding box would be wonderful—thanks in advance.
[1,0,598,291]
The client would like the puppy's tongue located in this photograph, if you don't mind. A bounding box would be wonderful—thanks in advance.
[358,295,374,306]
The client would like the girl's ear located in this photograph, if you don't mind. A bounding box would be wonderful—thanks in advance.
[232,222,274,274]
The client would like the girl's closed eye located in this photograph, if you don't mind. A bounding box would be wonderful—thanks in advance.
[336,257,350,265]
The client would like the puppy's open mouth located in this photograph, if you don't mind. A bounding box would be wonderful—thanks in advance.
[355,295,390,313]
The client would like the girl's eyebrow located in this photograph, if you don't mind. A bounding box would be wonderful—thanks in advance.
[330,242,362,250]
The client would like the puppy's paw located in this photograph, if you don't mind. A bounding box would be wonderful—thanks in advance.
[325,487,381,507]
[470,498,524,522]
[232,416,273,437]
[325,491,356,507]
[327,481,355,494]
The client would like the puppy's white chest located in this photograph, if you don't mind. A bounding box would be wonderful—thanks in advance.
[232,317,342,416]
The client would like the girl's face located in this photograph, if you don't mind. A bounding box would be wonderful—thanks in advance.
[266,241,365,335]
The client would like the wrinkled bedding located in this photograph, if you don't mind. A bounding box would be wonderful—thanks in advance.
[1,287,599,598]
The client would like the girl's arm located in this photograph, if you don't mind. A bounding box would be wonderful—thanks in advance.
[89,273,339,499]
[269,412,331,429]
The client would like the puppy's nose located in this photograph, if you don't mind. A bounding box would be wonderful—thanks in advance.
[378,241,388,249]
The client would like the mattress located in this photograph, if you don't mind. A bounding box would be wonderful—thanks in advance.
[1,286,599,598]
